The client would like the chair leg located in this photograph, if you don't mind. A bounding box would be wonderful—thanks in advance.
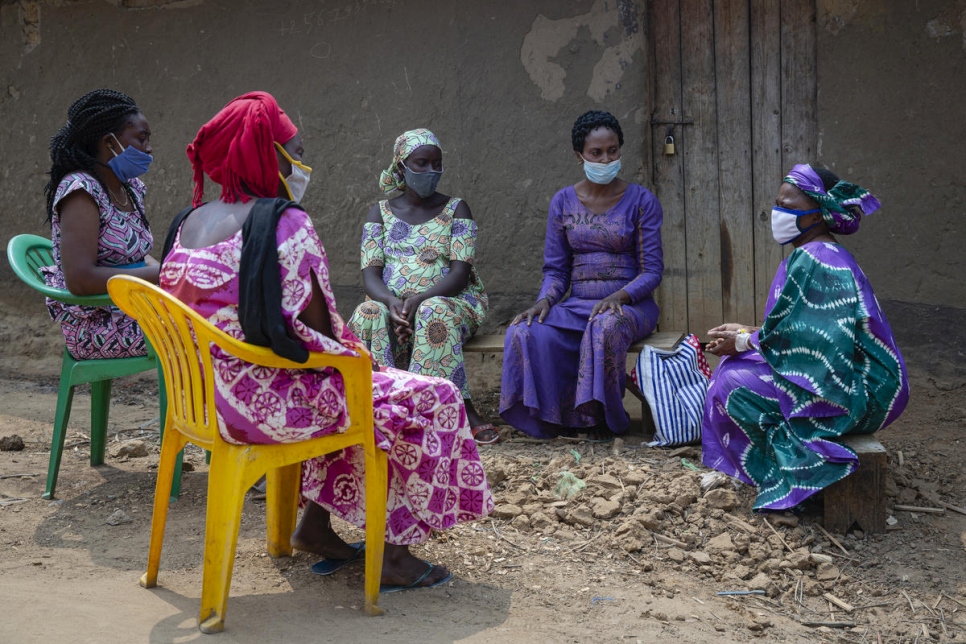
[140,426,188,590]
[154,363,183,502]
[265,464,300,558]
[43,352,77,500]
[363,449,388,616]
[198,448,248,634]
[89,379,112,466]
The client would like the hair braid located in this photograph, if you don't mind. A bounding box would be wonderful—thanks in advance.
[44,89,141,223]
[571,110,624,152]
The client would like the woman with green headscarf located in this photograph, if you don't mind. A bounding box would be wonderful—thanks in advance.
[701,164,909,511]
[348,129,496,444]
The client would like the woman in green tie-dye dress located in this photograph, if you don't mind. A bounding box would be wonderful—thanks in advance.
[702,164,909,511]
[348,129,494,443]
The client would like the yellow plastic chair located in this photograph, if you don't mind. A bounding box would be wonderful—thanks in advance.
[107,274,387,633]
[5,233,176,500]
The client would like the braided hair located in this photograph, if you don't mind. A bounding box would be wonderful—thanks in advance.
[571,110,624,152]
[44,89,142,223]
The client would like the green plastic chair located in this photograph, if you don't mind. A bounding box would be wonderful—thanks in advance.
[6,233,179,500]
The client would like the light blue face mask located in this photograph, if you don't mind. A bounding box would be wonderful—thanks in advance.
[581,156,621,185]
[107,133,153,182]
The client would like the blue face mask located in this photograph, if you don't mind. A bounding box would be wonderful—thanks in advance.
[771,206,821,244]
[108,133,153,182]
[581,156,621,185]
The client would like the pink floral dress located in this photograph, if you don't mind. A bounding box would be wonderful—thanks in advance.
[43,172,152,359]
[160,207,493,545]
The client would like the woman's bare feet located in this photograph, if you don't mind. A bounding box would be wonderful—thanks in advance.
[381,544,450,588]
[295,501,450,588]
[465,399,499,444]
[290,501,358,560]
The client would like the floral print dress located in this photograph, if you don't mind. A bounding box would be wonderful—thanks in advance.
[348,197,487,398]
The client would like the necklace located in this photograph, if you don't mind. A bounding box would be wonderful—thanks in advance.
[108,184,130,208]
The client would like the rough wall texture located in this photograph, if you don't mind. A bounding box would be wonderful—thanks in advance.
[816,0,966,379]
[1,0,961,380]
[0,0,648,342]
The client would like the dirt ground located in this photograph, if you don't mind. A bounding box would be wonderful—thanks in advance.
[1,354,965,643]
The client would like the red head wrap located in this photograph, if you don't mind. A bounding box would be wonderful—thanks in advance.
[186,91,298,206]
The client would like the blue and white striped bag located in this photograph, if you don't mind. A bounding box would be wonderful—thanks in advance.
[632,334,710,447]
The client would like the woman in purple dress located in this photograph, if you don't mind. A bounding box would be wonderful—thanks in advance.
[500,111,664,438]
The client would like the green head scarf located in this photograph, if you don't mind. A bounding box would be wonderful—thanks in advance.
[378,128,441,194]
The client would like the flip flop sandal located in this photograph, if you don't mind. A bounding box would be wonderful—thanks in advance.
[379,561,453,594]
[471,423,501,445]
[309,541,365,576]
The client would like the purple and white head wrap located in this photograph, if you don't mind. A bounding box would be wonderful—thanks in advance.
[783,164,881,235]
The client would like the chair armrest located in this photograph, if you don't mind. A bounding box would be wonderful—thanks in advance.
[106,273,373,384]
[207,326,372,378]
[32,285,114,307]
[7,234,114,307]
[216,334,371,372]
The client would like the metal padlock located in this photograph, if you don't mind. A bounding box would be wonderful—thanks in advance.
[663,135,675,155]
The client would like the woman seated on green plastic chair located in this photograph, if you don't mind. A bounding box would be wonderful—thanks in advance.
[42,88,162,359]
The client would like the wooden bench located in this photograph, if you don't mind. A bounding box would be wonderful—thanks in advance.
[823,434,888,534]
[463,331,686,435]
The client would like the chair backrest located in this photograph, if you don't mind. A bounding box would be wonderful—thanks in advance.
[107,274,374,448]
[7,233,112,306]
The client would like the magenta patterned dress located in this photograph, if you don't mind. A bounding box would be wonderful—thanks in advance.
[160,207,493,545]
[42,172,152,360]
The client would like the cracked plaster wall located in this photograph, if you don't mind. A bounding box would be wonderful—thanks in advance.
[1,0,960,373]
[0,0,648,340]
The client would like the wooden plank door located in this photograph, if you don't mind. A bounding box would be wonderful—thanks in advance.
[648,0,817,336]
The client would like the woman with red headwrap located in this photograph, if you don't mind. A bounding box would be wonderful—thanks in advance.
[160,92,493,591]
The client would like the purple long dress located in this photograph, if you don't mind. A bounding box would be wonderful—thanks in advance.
[499,184,664,437]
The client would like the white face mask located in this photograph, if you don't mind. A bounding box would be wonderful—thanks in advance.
[275,142,312,203]
[283,164,311,203]
[771,206,821,244]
